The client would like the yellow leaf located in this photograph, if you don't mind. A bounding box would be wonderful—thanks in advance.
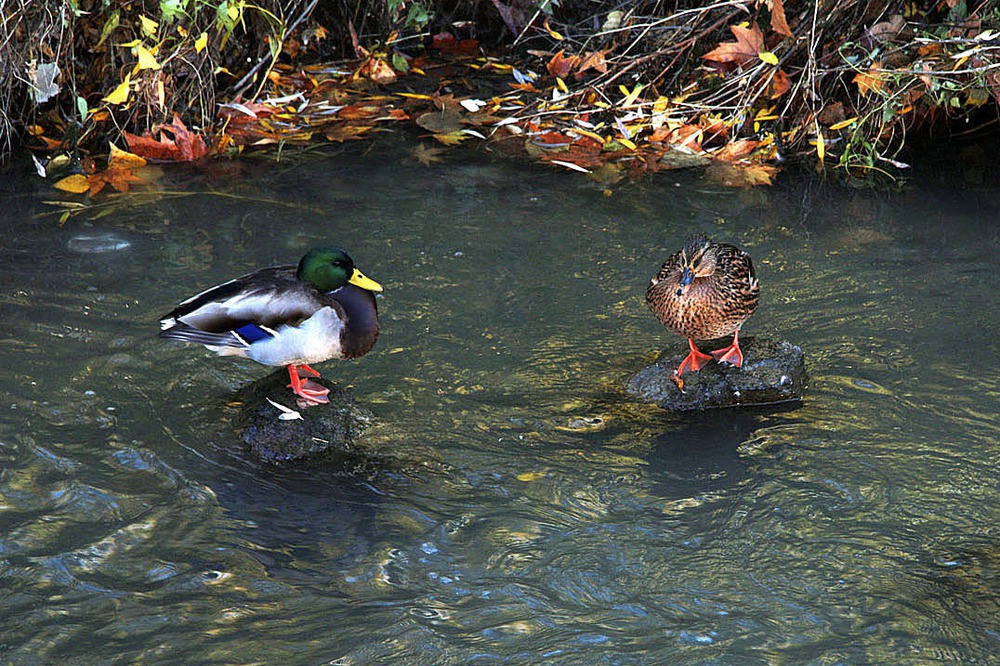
[516,471,547,482]
[103,74,131,104]
[544,18,564,41]
[135,44,161,70]
[556,76,568,93]
[759,51,779,65]
[195,32,208,53]
[109,142,147,169]
[620,83,645,107]
[828,117,857,130]
[53,174,91,194]
[569,127,607,144]
[618,137,637,150]
[139,15,158,38]
[815,130,825,162]
[227,4,239,20]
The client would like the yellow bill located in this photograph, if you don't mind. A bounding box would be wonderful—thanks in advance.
[350,268,383,293]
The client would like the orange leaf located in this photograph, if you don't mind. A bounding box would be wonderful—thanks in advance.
[577,50,608,75]
[713,139,760,162]
[337,104,383,120]
[546,50,579,79]
[89,166,143,195]
[323,124,372,142]
[768,68,791,98]
[853,62,885,97]
[360,57,397,85]
[767,0,792,37]
[702,23,764,65]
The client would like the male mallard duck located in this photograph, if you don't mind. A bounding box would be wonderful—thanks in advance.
[646,235,759,377]
[159,246,382,406]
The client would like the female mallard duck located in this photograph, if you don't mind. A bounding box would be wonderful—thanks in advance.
[159,246,382,406]
[646,235,759,377]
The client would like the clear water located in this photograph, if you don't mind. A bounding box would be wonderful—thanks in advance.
[0,137,998,664]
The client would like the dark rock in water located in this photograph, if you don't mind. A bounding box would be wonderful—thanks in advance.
[234,370,374,464]
[626,337,807,411]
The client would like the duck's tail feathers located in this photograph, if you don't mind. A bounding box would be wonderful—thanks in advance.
[159,322,249,350]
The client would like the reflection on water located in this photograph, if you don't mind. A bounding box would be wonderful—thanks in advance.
[0,141,998,663]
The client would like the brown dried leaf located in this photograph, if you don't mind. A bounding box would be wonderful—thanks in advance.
[702,23,764,65]
[768,68,791,98]
[323,124,372,142]
[713,139,760,162]
[547,50,579,79]
[416,109,464,134]
[767,0,792,37]
[705,161,778,187]
[413,143,446,166]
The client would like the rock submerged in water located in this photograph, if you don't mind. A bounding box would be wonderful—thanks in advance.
[626,337,807,411]
[234,370,374,464]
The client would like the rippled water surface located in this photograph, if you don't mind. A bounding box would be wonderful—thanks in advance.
[1,139,998,664]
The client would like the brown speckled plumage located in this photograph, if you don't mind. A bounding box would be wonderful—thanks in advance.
[646,235,759,374]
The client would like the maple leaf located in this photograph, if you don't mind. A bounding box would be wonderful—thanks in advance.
[124,114,208,161]
[546,50,579,79]
[87,165,143,196]
[705,161,778,187]
[577,50,609,75]
[702,23,764,66]
[413,143,446,166]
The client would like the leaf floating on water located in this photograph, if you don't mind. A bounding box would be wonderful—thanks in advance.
[53,173,90,194]
[413,143,445,166]
[516,471,547,482]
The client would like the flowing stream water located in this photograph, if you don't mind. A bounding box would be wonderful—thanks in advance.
[0,137,997,664]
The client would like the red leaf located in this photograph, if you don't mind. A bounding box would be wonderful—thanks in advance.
[124,115,208,162]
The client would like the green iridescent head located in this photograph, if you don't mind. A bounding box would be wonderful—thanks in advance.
[297,247,383,293]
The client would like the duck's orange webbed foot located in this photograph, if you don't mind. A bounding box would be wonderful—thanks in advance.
[710,329,745,367]
[287,364,330,407]
[677,338,714,376]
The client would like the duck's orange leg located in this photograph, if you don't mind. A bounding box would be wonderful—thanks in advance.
[710,328,745,367]
[286,364,330,406]
[677,338,715,375]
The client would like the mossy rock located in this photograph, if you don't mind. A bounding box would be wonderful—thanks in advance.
[626,337,807,411]
[234,370,374,464]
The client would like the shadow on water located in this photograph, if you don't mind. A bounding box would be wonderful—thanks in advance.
[644,406,802,501]
[208,461,386,586]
